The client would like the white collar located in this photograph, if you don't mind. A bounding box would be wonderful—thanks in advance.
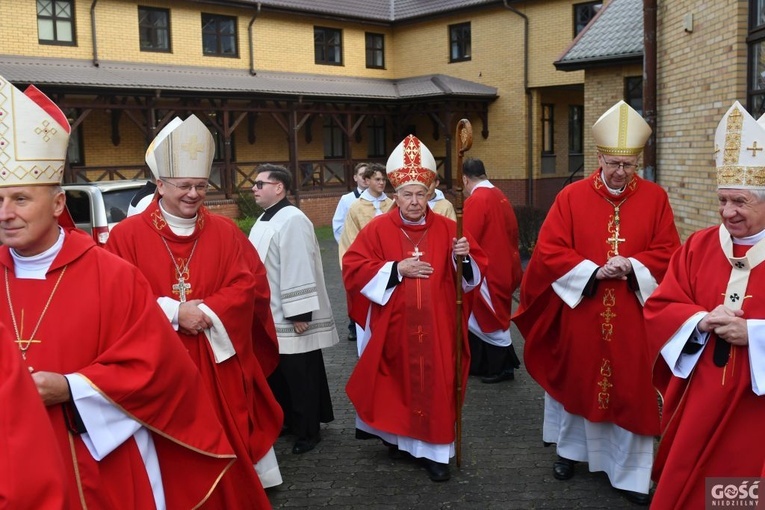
[471,179,494,195]
[600,173,625,196]
[732,228,765,246]
[158,200,197,236]
[11,227,65,280]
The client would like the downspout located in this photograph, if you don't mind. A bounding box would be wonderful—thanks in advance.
[90,0,99,67]
[643,0,658,182]
[503,1,533,207]
[248,3,262,76]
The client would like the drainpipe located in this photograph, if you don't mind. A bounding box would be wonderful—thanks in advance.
[248,3,262,76]
[90,0,99,67]
[503,1,533,207]
[643,0,657,182]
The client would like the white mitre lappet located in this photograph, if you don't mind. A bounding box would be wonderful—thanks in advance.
[145,114,214,179]
[0,75,71,187]
[592,100,651,156]
[386,134,437,190]
[717,101,765,190]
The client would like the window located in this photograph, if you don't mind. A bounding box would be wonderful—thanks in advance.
[368,117,386,158]
[573,2,602,36]
[138,7,170,52]
[315,27,342,65]
[365,33,385,69]
[449,22,471,62]
[749,0,765,115]
[568,105,583,154]
[37,0,75,45]
[624,77,643,115]
[542,104,555,155]
[323,117,345,158]
[202,13,238,57]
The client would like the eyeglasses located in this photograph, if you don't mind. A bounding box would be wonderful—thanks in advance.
[602,159,639,172]
[161,179,210,193]
[254,181,279,190]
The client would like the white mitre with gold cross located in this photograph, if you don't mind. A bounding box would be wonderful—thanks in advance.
[146,114,214,179]
[716,101,765,190]
[592,100,651,156]
[0,75,71,187]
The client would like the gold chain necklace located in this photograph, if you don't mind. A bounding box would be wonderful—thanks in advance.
[161,237,199,303]
[4,265,67,360]
[400,228,429,260]
[601,195,630,257]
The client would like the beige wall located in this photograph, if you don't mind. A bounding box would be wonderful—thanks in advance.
[656,0,748,240]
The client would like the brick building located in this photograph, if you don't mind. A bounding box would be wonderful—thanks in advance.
[0,0,606,225]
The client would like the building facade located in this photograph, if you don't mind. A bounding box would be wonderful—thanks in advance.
[1,0,603,224]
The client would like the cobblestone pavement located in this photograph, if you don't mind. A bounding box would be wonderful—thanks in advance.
[266,238,636,509]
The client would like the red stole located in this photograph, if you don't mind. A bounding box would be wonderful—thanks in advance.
[514,170,680,435]
[0,229,235,509]
[463,186,521,331]
[343,208,487,444]
[645,227,765,509]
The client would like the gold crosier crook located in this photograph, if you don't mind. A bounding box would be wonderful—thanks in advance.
[454,119,472,468]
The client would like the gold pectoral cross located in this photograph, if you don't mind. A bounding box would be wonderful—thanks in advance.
[173,277,192,303]
[15,338,41,360]
[606,227,626,256]
[410,247,424,260]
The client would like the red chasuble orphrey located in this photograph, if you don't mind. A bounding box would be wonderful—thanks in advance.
[343,208,487,444]
[513,169,680,436]
[106,200,282,509]
[0,324,68,510]
[644,226,765,509]
[0,229,235,510]
[463,185,522,332]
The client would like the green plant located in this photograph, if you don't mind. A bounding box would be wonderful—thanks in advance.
[515,205,547,259]
[235,188,263,219]
[236,216,257,235]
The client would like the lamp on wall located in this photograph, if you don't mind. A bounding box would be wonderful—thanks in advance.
[683,13,694,33]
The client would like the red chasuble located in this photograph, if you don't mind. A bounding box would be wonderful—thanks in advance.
[106,202,281,509]
[513,169,679,436]
[644,226,765,509]
[463,185,522,331]
[343,208,487,444]
[0,325,68,510]
[0,229,235,510]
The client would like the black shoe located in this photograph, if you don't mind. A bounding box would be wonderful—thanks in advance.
[347,332,357,341]
[481,370,514,384]
[292,436,320,454]
[421,459,450,482]
[618,489,651,506]
[552,456,576,480]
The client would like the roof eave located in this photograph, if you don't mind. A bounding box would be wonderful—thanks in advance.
[554,53,643,72]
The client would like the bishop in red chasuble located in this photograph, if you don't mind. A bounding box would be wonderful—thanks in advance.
[0,75,234,510]
[107,114,283,506]
[343,135,487,483]
[644,101,765,509]
[513,101,680,503]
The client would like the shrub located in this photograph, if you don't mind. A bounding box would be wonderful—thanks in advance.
[515,205,547,259]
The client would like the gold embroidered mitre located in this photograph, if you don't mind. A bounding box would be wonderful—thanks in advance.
[386,135,437,190]
[592,100,651,156]
[146,114,214,179]
[0,75,71,187]
[716,102,765,190]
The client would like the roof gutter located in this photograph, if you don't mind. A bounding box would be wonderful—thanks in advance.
[643,0,658,182]
[248,3,261,76]
[502,0,532,207]
[90,0,99,67]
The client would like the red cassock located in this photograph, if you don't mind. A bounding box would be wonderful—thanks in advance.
[106,201,282,509]
[343,208,487,444]
[0,324,68,510]
[0,229,235,509]
[463,185,522,331]
[513,170,679,436]
[644,227,765,509]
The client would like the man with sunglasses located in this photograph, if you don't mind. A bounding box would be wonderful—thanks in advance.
[514,101,680,505]
[249,164,339,456]
[107,115,284,508]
